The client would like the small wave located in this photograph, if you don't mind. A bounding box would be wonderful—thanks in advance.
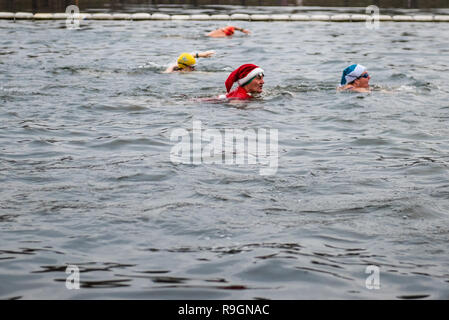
[114,172,172,182]
[390,73,408,80]
[96,103,149,111]
[50,65,134,77]
[0,51,15,56]
[271,81,338,94]
[397,294,431,300]
[135,61,165,72]
[374,83,435,94]
[262,90,294,103]
[90,137,169,149]
[200,66,233,73]
[50,66,83,75]
[54,278,132,289]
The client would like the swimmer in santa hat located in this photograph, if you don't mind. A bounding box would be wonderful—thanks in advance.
[337,64,371,93]
[220,64,264,100]
[207,26,251,38]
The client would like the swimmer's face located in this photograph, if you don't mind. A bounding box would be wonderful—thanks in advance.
[354,71,370,88]
[245,74,264,94]
[182,65,195,72]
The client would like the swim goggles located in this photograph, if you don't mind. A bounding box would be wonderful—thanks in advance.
[179,62,195,70]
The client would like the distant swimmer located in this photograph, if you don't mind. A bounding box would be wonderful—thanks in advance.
[338,64,371,93]
[207,26,251,38]
[219,64,264,100]
[164,51,215,73]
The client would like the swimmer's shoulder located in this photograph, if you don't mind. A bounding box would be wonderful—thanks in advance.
[337,84,353,92]
[163,64,182,73]
[337,85,371,93]
[352,87,371,93]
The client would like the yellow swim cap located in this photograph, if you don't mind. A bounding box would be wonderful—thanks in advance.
[177,53,196,69]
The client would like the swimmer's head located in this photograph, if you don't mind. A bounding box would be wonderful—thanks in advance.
[352,71,370,88]
[225,64,264,93]
[243,72,264,94]
[177,53,196,70]
[340,64,368,86]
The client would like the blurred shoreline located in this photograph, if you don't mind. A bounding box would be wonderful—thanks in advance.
[2,0,449,13]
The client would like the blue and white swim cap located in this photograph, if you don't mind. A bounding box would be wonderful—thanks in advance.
[340,64,367,86]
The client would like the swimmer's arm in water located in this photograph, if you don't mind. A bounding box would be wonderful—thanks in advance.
[235,27,250,34]
[163,64,177,73]
[193,50,216,58]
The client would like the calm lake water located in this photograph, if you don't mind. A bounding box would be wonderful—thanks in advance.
[1,11,449,299]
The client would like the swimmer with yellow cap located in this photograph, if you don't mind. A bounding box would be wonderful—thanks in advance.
[164,51,215,73]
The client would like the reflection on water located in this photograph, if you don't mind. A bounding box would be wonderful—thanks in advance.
[1,0,449,12]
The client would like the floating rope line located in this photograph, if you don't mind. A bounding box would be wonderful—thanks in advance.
[0,12,448,22]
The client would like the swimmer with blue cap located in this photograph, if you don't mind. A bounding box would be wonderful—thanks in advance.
[338,64,371,92]
[164,51,215,73]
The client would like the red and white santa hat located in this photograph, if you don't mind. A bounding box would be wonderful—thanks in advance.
[225,64,264,93]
